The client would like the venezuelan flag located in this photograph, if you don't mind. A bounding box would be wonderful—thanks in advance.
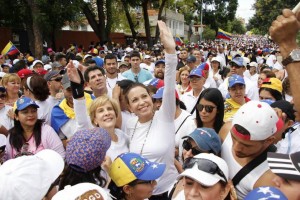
[1,41,19,55]
[175,36,183,46]
[216,28,232,40]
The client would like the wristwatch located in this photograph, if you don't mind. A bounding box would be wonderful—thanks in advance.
[282,49,300,66]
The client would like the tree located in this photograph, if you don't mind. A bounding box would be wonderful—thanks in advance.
[248,0,298,35]
[228,18,246,34]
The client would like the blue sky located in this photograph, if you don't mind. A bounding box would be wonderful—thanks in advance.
[236,0,255,23]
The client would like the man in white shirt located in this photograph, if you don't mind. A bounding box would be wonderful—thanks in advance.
[140,55,155,74]
[218,57,259,100]
[104,54,126,98]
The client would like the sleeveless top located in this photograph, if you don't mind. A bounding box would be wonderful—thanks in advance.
[221,133,270,199]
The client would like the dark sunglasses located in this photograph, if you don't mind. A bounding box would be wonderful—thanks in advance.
[183,157,227,183]
[0,93,6,99]
[231,63,242,68]
[196,104,216,113]
[50,76,63,82]
[182,140,203,155]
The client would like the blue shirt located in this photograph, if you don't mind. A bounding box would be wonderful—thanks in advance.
[122,68,153,83]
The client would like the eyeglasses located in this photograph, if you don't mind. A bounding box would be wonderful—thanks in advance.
[50,76,63,82]
[0,93,6,99]
[231,63,242,68]
[196,104,216,113]
[183,157,227,183]
[182,140,203,155]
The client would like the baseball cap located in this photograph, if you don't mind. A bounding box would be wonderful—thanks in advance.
[31,60,43,69]
[211,57,221,63]
[44,70,64,81]
[36,68,48,76]
[149,78,164,89]
[268,151,300,181]
[232,101,282,141]
[152,87,179,99]
[84,54,92,61]
[17,69,33,79]
[61,75,70,89]
[119,61,129,68]
[52,61,63,69]
[263,48,270,53]
[244,186,287,200]
[27,56,34,63]
[144,55,151,59]
[66,127,111,172]
[230,57,244,67]
[187,55,196,63]
[52,183,112,200]
[16,97,39,111]
[178,153,228,186]
[42,55,50,64]
[155,60,165,66]
[89,48,98,55]
[109,152,166,187]
[182,128,222,155]
[0,149,64,200]
[47,48,54,53]
[13,59,20,65]
[261,78,283,93]
[198,63,210,71]
[188,68,204,78]
[44,64,52,71]
[228,74,245,88]
[249,61,258,68]
[271,100,295,121]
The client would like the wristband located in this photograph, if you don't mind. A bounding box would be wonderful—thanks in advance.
[70,69,85,99]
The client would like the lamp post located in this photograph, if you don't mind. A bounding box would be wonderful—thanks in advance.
[200,0,203,41]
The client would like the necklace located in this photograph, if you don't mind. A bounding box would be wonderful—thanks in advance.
[130,119,153,155]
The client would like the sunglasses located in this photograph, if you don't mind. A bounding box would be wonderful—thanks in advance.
[231,63,242,68]
[182,140,203,155]
[0,93,6,99]
[134,75,139,83]
[50,76,63,82]
[183,157,227,183]
[196,104,216,113]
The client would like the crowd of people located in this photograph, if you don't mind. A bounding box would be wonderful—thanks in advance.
[0,9,300,200]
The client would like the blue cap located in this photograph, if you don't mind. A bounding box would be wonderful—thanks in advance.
[230,57,244,67]
[182,128,221,155]
[228,75,245,88]
[16,97,39,111]
[263,48,270,53]
[187,55,196,63]
[188,68,204,78]
[155,60,165,66]
[149,78,164,89]
[244,186,287,200]
[152,87,179,99]
[109,152,166,187]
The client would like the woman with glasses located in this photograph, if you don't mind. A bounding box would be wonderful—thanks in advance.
[108,152,166,200]
[174,153,236,200]
[195,88,224,133]
[3,96,65,160]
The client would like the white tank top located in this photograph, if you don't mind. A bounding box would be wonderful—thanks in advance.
[221,133,269,199]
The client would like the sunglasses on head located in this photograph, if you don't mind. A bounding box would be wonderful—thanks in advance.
[196,104,216,113]
[182,140,203,155]
[183,157,227,183]
[50,76,63,82]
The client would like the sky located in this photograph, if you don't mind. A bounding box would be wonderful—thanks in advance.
[236,0,256,24]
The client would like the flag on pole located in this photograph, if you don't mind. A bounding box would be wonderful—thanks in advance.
[1,41,19,55]
[175,36,183,46]
[216,28,232,40]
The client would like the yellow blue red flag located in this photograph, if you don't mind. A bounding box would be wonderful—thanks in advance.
[1,41,19,55]
[216,28,232,40]
[175,36,183,46]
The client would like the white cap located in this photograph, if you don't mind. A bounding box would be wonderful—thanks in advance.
[0,149,64,200]
[232,101,279,141]
[144,55,151,59]
[13,59,20,65]
[52,183,112,200]
[30,60,43,69]
[249,62,258,68]
[243,57,250,67]
[84,54,92,61]
[178,153,228,186]
[44,64,52,71]
[211,56,222,63]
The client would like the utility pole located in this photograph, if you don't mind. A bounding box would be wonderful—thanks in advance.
[200,0,203,41]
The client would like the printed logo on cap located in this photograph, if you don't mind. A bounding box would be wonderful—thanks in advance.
[130,158,145,173]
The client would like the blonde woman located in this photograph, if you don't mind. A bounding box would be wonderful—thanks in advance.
[2,73,21,106]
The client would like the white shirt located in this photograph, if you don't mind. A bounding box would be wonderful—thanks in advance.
[276,123,300,154]
[266,54,277,67]
[106,129,129,161]
[180,90,202,119]
[106,74,127,98]
[36,96,59,125]
[140,63,155,75]
[0,105,13,131]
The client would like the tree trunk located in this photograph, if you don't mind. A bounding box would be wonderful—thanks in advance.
[105,0,113,43]
[142,0,152,47]
[82,3,102,40]
[97,0,108,43]
[26,0,43,59]
[154,0,167,44]
[121,0,137,39]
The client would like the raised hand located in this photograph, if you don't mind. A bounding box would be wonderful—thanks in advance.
[157,20,176,54]
[66,60,81,84]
